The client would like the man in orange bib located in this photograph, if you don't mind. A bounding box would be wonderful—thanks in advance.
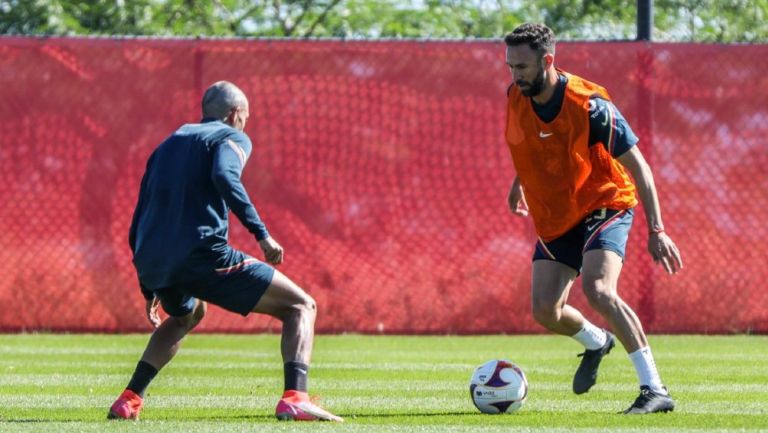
[504,23,683,414]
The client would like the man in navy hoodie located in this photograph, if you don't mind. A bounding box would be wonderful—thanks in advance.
[108,81,342,422]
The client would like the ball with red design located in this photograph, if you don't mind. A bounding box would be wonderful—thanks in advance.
[469,359,528,414]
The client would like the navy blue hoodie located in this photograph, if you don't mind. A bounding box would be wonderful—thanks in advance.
[129,118,269,297]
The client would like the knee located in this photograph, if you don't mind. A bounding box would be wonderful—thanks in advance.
[297,295,317,319]
[283,294,316,322]
[583,281,618,312]
[192,301,207,324]
[531,297,561,328]
[179,301,206,331]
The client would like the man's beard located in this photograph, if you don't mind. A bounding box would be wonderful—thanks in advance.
[517,67,545,97]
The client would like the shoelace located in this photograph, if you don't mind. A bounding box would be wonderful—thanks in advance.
[630,389,653,408]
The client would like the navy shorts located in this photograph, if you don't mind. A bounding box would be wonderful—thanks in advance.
[152,249,275,317]
[532,208,634,273]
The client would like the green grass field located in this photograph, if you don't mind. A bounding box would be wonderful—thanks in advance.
[0,334,766,432]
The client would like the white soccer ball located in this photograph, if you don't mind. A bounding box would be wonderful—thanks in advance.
[469,359,528,414]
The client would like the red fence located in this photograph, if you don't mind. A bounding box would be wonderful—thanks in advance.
[1,37,766,334]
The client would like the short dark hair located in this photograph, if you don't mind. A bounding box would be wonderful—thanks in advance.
[504,23,555,55]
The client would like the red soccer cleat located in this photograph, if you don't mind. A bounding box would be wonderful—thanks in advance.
[107,389,144,420]
[275,390,343,422]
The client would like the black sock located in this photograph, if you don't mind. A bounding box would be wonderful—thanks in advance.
[284,361,309,392]
[126,360,159,397]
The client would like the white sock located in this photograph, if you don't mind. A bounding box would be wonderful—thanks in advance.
[628,346,666,394]
[571,321,607,350]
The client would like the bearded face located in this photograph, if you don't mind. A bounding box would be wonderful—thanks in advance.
[516,63,545,97]
[506,45,549,98]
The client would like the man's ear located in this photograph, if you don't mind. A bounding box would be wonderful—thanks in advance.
[543,53,554,69]
[225,108,237,125]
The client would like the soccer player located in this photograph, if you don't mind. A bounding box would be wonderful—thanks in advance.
[503,24,682,414]
[108,81,342,422]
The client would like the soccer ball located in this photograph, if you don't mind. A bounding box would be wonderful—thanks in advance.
[469,359,528,414]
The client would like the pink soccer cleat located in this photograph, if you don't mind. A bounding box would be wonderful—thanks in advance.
[107,389,144,420]
[275,390,343,422]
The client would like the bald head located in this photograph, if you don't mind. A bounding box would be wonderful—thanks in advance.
[202,81,250,130]
[201,81,249,120]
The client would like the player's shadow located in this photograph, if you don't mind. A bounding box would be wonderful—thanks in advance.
[3,419,82,423]
[228,411,477,421]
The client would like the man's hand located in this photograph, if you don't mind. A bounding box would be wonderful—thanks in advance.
[146,297,161,328]
[259,236,284,265]
[648,232,683,275]
[507,179,529,216]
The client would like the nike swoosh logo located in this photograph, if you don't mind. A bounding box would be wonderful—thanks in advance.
[297,368,308,375]
[586,222,601,232]
[539,131,553,138]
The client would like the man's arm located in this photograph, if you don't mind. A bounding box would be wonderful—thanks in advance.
[129,156,157,301]
[128,154,155,254]
[145,294,161,328]
[507,175,528,216]
[128,193,141,254]
[211,136,270,240]
[211,135,283,264]
[588,96,638,157]
[617,146,683,274]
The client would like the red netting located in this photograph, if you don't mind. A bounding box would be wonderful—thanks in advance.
[0,37,766,334]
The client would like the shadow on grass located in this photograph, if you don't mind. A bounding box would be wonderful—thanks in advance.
[3,419,80,423]
[228,411,478,420]
[1,411,479,423]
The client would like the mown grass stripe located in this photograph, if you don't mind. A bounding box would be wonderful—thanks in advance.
[2,374,768,395]
[1,394,766,415]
